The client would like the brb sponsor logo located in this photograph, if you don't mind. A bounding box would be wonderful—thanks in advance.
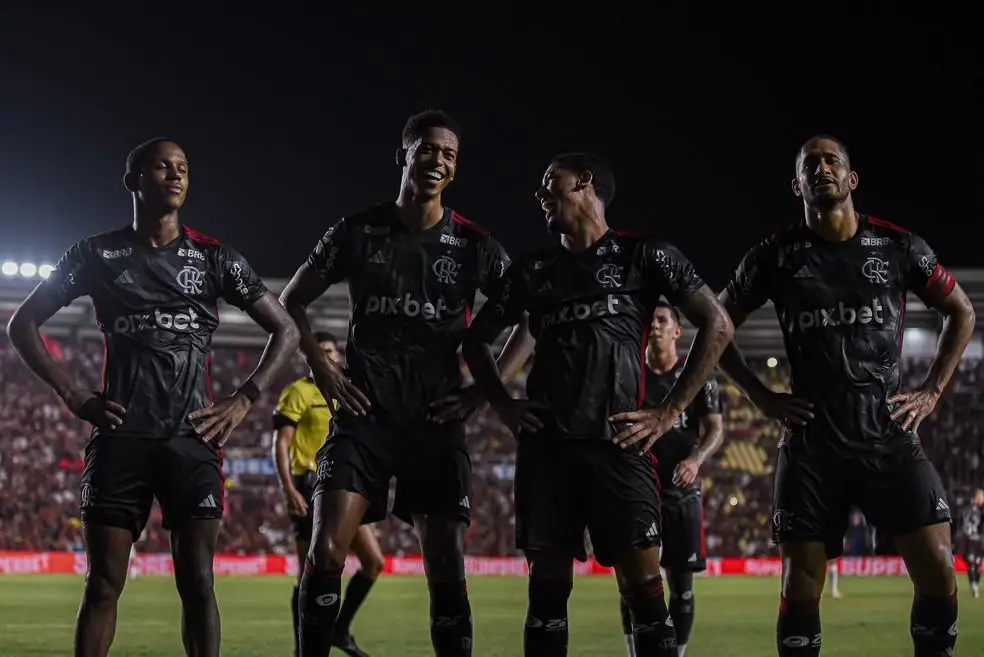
[541,294,621,329]
[364,294,448,320]
[795,298,884,332]
[113,308,201,333]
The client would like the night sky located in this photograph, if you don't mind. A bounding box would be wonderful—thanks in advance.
[1,8,980,289]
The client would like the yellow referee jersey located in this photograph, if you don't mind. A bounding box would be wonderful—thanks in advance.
[272,377,336,476]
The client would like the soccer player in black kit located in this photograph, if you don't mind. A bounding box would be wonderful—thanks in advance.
[717,135,976,657]
[618,302,725,657]
[5,138,300,657]
[279,110,532,657]
[462,153,734,657]
[958,488,984,600]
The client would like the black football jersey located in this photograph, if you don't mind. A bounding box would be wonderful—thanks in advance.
[961,504,983,543]
[726,214,956,458]
[307,203,510,425]
[45,225,268,439]
[645,358,722,501]
[481,230,705,440]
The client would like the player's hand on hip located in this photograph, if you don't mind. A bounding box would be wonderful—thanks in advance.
[610,406,677,453]
[66,389,126,431]
[492,398,547,437]
[429,384,486,423]
[673,457,701,487]
[285,486,309,517]
[888,387,940,433]
[759,391,814,426]
[312,362,371,417]
[188,395,252,447]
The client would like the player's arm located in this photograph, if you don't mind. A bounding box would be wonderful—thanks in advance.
[889,235,975,431]
[479,239,535,380]
[271,386,309,515]
[613,242,733,451]
[6,242,125,429]
[462,263,545,433]
[673,378,725,486]
[280,220,370,415]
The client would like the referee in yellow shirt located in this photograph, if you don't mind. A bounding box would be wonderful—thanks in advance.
[273,332,383,657]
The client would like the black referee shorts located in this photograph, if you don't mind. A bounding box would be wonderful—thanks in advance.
[515,438,661,567]
[80,433,224,540]
[772,439,951,558]
[660,493,708,572]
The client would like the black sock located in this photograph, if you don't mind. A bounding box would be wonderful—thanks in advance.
[428,580,473,656]
[968,560,981,586]
[291,584,300,657]
[777,597,821,656]
[911,593,958,657]
[298,562,342,657]
[667,571,695,648]
[525,577,572,657]
[334,570,376,637]
[619,597,636,655]
[623,576,677,657]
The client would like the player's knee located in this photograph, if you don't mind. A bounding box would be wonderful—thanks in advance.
[310,534,349,574]
[83,571,124,608]
[667,570,694,603]
[419,519,465,581]
[914,548,957,596]
[782,558,826,600]
[361,553,385,579]
[174,563,215,604]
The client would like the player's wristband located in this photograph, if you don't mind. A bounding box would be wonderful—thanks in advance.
[237,380,261,404]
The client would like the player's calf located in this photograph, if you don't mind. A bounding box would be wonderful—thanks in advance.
[895,523,958,657]
[172,520,222,657]
[777,542,826,656]
[665,569,695,655]
[416,515,473,657]
[616,547,677,657]
[524,552,573,657]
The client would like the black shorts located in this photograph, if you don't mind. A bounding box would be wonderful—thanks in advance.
[772,440,951,558]
[289,472,317,542]
[516,439,661,568]
[313,416,470,526]
[660,493,707,572]
[81,433,224,540]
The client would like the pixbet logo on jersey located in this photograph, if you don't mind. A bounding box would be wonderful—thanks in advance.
[795,298,885,331]
[541,294,621,329]
[364,294,448,320]
[113,308,201,333]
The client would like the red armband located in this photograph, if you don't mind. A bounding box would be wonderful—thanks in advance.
[923,263,955,304]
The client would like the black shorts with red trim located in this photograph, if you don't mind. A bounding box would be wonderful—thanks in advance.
[660,492,707,572]
[80,433,224,540]
[515,438,661,567]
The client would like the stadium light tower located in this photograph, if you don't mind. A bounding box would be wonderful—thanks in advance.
[19,262,37,278]
[38,264,54,279]
[1,261,18,276]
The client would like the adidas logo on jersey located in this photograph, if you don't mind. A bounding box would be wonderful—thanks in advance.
[368,250,387,264]
[793,265,813,279]
[113,308,201,334]
[198,494,219,509]
[795,298,884,332]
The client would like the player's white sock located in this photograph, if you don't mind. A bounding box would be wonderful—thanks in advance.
[678,643,688,656]
[827,560,839,596]
[624,635,636,657]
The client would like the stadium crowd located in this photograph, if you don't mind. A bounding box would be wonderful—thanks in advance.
[1,335,981,557]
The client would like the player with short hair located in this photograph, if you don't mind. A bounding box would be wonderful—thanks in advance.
[273,331,382,657]
[617,301,725,657]
[280,109,532,657]
[6,138,300,657]
[958,488,984,600]
[718,135,975,656]
[463,152,733,657]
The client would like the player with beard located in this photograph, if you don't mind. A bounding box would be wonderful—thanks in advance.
[718,135,975,656]
[280,110,532,657]
[6,138,300,657]
[462,152,733,657]
[618,302,724,657]
[958,489,984,600]
[273,332,383,657]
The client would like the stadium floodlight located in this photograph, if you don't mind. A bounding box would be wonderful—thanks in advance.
[38,264,55,279]
[19,262,37,278]
[766,357,778,368]
[1,261,17,276]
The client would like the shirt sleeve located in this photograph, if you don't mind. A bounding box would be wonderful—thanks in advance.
[905,232,956,306]
[695,377,722,418]
[218,246,268,310]
[478,236,512,298]
[272,383,308,429]
[725,238,775,314]
[642,240,705,305]
[44,241,93,307]
[306,218,349,286]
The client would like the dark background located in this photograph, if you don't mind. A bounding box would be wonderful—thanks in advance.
[1,7,980,287]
